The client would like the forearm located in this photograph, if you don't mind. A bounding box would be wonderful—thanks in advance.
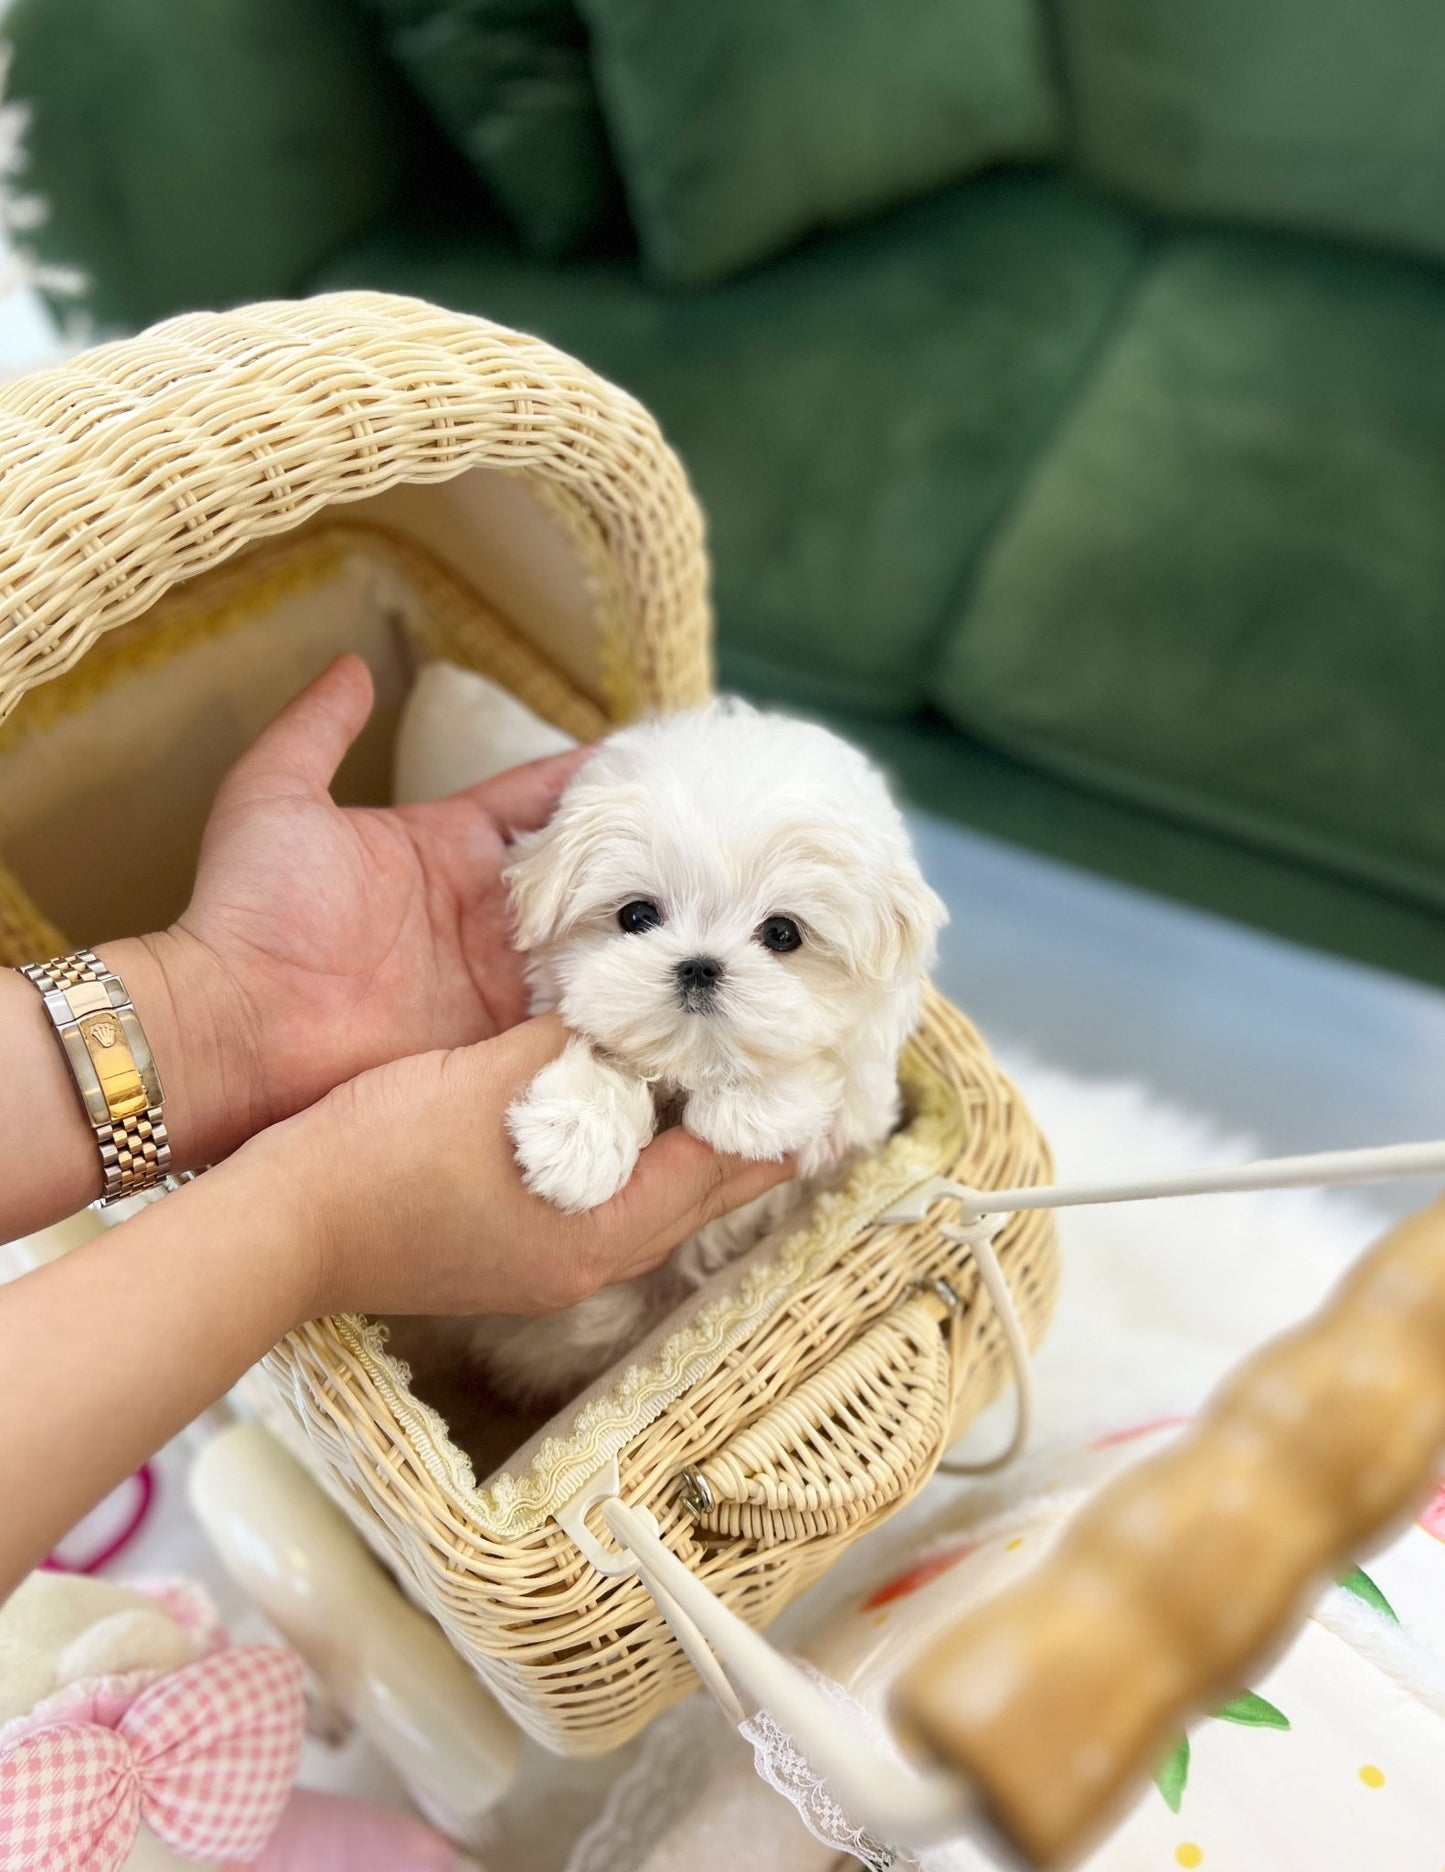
[0,930,262,1243]
[0,1144,312,1597]
[0,1016,792,1596]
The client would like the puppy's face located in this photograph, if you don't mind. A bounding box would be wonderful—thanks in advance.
[507,703,945,1090]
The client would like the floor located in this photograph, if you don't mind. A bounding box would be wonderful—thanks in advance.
[915,810,1445,1217]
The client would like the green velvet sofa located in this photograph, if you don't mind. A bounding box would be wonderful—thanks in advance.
[9,0,1445,984]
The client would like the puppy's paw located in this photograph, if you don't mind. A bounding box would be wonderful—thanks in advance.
[684,1078,829,1164]
[793,1129,852,1180]
[508,1039,655,1212]
[509,1097,634,1212]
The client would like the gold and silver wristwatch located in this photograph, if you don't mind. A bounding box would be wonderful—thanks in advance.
[18,948,171,1204]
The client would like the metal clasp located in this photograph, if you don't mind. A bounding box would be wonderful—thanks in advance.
[676,1466,715,1519]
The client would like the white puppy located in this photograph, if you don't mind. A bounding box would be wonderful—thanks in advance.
[463,698,946,1405]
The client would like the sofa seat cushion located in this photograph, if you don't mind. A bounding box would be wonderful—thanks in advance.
[938,231,1445,910]
[319,172,1143,715]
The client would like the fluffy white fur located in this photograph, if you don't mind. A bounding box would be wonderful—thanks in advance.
[466,698,946,1405]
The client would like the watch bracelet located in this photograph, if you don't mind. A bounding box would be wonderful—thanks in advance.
[17,948,171,1205]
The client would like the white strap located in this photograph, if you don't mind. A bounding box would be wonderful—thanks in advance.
[598,1494,978,1852]
[552,1460,977,1851]
[639,1566,749,1726]
[944,1137,1445,1220]
[900,1138,1445,1478]
[934,1214,1034,1478]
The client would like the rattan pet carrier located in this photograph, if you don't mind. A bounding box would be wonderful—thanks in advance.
[0,293,1057,1755]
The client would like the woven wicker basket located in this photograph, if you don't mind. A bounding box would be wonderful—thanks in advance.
[0,293,1057,1755]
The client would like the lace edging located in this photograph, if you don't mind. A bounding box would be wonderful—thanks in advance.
[337,1095,951,1537]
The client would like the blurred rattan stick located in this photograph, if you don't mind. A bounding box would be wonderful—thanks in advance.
[895,1194,1445,1866]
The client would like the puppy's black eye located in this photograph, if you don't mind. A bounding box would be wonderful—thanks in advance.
[758,915,803,954]
[618,899,664,934]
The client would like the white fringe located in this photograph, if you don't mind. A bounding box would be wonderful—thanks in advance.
[0,45,86,304]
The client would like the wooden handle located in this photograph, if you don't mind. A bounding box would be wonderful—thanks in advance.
[895,1195,1445,1866]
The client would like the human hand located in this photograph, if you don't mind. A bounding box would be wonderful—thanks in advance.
[116,658,587,1169]
[0,1015,791,1591]
[250,1015,793,1322]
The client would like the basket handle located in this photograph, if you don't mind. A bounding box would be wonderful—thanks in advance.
[676,1219,1034,1541]
[0,294,712,728]
[556,1478,979,1847]
[894,1194,1445,1865]
[678,1284,955,1542]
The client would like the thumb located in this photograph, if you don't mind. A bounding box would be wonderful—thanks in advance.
[461,745,591,837]
[226,656,375,800]
[593,1130,795,1283]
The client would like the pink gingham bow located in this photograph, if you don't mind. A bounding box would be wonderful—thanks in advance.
[0,1644,305,1872]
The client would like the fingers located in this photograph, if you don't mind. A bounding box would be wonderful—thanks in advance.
[461,1020,793,1302]
[595,1128,794,1279]
[228,655,375,798]
[461,746,591,837]
[479,1010,571,1085]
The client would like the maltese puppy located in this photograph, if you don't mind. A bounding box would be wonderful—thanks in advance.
[464,698,946,1405]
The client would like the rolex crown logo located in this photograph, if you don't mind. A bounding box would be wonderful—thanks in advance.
[88,1017,119,1048]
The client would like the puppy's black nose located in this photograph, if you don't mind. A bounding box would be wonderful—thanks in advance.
[675,955,724,1006]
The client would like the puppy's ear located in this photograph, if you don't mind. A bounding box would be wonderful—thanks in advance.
[505,788,614,950]
[859,863,948,985]
[504,820,577,951]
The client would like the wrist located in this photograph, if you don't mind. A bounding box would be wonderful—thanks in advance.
[101,929,268,1172]
[0,932,260,1238]
[0,963,103,1229]
[180,1127,329,1334]
[236,1097,358,1322]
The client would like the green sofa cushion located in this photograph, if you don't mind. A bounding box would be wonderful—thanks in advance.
[938,232,1445,913]
[356,0,624,257]
[821,708,1445,991]
[319,173,1142,714]
[1059,0,1445,269]
[4,0,417,332]
[577,0,1063,286]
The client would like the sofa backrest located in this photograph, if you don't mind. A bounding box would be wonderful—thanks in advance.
[5,0,425,331]
[1057,0,1445,269]
[9,0,1445,337]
